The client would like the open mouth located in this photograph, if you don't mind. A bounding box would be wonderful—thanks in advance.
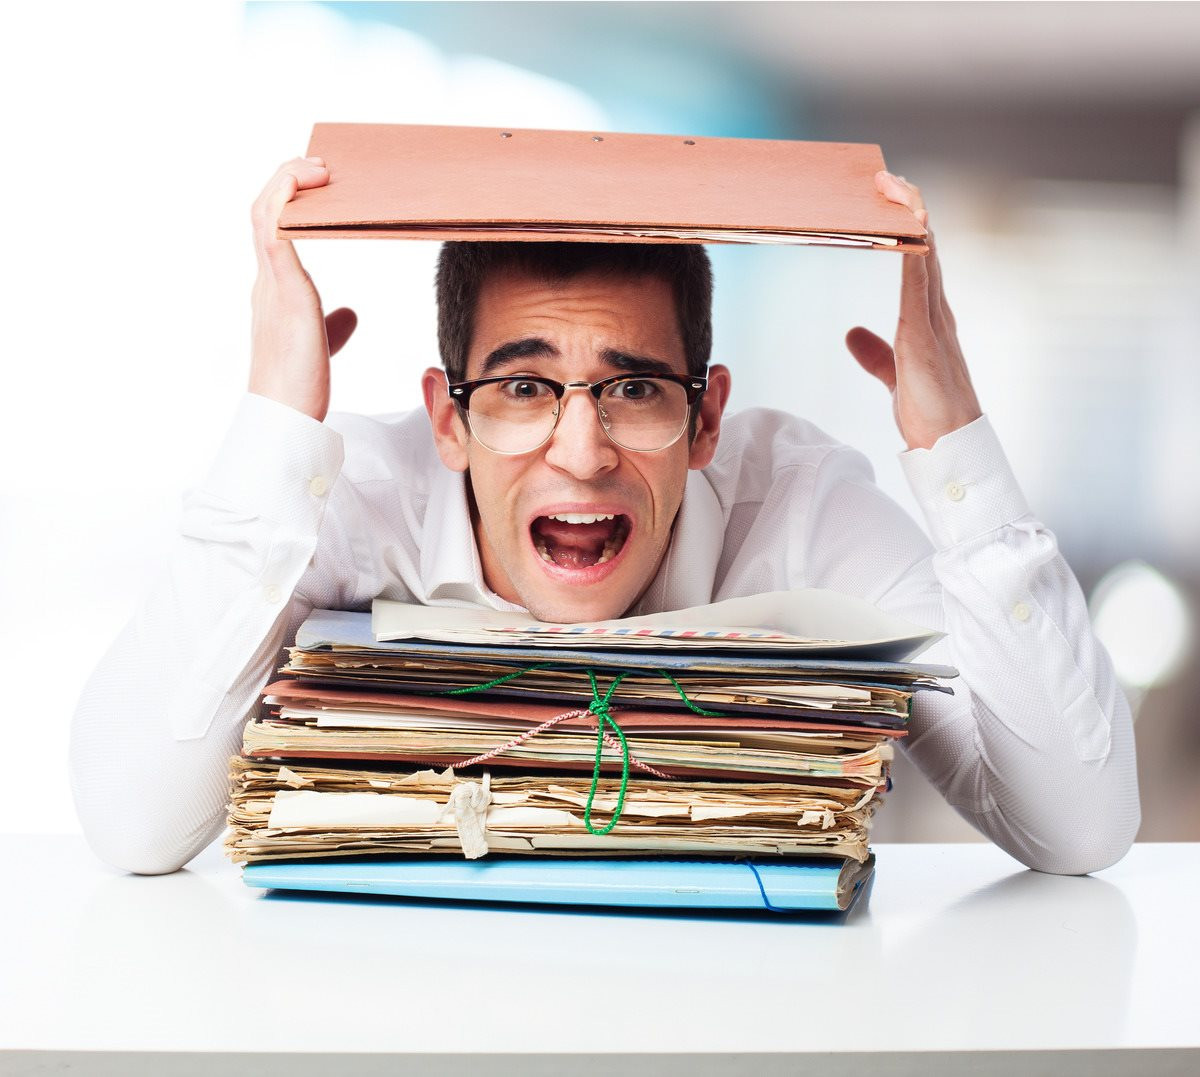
[530,512,632,571]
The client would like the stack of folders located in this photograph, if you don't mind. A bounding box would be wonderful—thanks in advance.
[225,591,957,911]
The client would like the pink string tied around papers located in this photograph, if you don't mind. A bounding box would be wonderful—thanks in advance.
[443,699,673,839]
[440,667,708,834]
[448,704,673,780]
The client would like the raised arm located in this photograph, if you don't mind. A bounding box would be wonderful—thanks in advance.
[248,157,358,422]
[829,174,1138,873]
[69,160,359,874]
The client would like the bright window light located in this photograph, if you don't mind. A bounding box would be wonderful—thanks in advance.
[1090,560,1194,690]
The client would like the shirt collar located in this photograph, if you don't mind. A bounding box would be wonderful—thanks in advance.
[628,469,726,615]
[420,464,527,612]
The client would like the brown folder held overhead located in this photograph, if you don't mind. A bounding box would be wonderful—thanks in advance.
[278,123,928,253]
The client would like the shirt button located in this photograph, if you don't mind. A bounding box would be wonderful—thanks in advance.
[308,476,328,497]
[945,481,965,502]
[264,585,282,604]
[1013,601,1031,622]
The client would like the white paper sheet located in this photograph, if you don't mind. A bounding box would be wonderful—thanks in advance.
[371,588,942,657]
[267,789,578,830]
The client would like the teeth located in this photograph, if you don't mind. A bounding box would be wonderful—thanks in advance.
[533,519,626,568]
[548,512,615,525]
[595,532,622,565]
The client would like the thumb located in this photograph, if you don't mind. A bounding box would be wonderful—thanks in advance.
[845,327,897,393]
[325,307,358,357]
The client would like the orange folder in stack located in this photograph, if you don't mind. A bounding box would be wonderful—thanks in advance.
[277,122,927,253]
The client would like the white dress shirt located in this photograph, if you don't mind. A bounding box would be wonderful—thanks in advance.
[69,392,1139,876]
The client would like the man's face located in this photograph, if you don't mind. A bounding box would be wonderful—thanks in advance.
[423,269,729,623]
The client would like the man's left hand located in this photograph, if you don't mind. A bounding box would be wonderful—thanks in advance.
[845,171,983,451]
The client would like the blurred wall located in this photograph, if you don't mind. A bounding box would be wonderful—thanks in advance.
[4,1,1197,846]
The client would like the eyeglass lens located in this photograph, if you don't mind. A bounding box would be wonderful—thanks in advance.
[466,378,691,453]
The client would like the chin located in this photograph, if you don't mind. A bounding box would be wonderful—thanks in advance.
[517,586,637,625]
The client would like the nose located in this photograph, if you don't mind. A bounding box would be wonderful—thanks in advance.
[542,384,620,480]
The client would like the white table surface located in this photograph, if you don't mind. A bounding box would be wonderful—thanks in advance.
[2,837,1197,1075]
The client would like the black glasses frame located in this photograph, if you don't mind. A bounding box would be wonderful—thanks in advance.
[446,371,709,454]
[447,371,708,409]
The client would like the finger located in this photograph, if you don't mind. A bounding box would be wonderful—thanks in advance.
[876,173,958,338]
[874,170,929,228]
[886,173,938,303]
[922,225,949,322]
[251,158,329,273]
[253,156,329,208]
[908,219,948,320]
[845,327,897,393]
[900,238,934,322]
[325,307,358,357]
[253,173,304,278]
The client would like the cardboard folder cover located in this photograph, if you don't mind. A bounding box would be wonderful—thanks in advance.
[278,122,928,252]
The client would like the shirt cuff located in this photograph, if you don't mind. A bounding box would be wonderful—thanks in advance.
[897,414,1031,549]
[200,392,345,529]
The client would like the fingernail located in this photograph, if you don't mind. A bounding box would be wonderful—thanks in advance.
[305,155,325,165]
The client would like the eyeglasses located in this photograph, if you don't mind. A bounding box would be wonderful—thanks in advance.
[447,371,708,455]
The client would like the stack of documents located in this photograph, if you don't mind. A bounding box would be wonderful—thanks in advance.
[225,591,956,877]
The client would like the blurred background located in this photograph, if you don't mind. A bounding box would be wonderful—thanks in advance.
[2,1,1197,844]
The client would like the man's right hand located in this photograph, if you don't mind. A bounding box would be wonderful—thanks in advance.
[249,157,357,422]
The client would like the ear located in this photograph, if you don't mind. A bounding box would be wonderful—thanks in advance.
[688,363,731,470]
[422,367,470,473]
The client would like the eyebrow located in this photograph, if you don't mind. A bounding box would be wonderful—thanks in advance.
[479,337,559,376]
[478,337,676,378]
[599,349,675,377]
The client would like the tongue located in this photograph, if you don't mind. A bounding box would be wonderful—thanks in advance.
[532,517,618,570]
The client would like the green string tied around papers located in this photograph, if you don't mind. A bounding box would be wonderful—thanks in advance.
[654,669,725,717]
[582,669,630,836]
[437,662,727,832]
[443,663,555,694]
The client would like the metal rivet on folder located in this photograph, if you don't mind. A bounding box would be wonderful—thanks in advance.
[592,135,604,142]
[500,132,512,138]
[684,139,695,145]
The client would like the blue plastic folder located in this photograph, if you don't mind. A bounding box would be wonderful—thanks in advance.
[242,855,875,913]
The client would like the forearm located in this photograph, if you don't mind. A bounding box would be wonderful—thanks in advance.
[889,417,1139,874]
[68,394,344,874]
[881,560,1139,875]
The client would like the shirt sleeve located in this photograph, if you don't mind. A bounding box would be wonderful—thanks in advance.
[68,393,349,875]
[803,414,1139,875]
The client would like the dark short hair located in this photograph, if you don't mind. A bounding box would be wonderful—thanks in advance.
[435,241,713,383]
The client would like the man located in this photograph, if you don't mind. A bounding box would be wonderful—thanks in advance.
[69,157,1139,876]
